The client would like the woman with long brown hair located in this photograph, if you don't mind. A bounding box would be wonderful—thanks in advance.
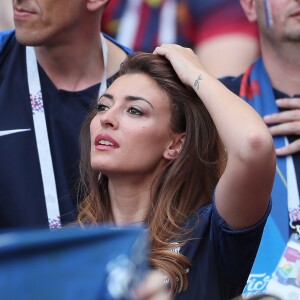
[77,45,275,299]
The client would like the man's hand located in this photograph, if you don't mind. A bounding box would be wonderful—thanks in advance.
[263,97,300,156]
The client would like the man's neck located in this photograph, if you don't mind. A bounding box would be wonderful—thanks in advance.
[261,41,300,96]
[34,35,105,91]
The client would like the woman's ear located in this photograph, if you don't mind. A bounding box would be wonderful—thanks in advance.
[240,0,258,23]
[163,133,185,161]
[86,0,109,12]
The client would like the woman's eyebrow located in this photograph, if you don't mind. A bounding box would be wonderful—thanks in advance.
[99,93,154,109]
[125,95,154,108]
[99,93,113,101]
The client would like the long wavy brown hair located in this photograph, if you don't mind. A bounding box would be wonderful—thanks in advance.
[77,52,226,294]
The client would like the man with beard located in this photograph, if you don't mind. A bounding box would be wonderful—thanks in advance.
[220,0,300,296]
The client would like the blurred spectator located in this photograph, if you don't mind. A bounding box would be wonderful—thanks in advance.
[0,0,132,230]
[221,0,300,296]
[0,2,14,31]
[102,0,260,77]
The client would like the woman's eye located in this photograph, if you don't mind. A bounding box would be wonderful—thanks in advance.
[97,104,109,112]
[128,107,143,115]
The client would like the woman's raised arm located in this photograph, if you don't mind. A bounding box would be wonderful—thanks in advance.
[154,44,276,229]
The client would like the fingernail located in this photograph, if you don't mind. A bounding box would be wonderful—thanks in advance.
[275,148,284,155]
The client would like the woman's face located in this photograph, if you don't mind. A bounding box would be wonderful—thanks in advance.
[90,73,178,178]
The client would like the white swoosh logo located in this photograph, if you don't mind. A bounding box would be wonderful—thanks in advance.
[0,129,31,137]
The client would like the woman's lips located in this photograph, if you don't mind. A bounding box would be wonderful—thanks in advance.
[94,134,120,150]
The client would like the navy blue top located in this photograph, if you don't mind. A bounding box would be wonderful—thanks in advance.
[175,200,270,300]
[0,31,132,230]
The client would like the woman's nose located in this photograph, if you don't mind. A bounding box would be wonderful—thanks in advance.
[99,108,118,129]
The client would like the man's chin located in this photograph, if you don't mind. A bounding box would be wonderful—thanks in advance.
[15,29,43,47]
